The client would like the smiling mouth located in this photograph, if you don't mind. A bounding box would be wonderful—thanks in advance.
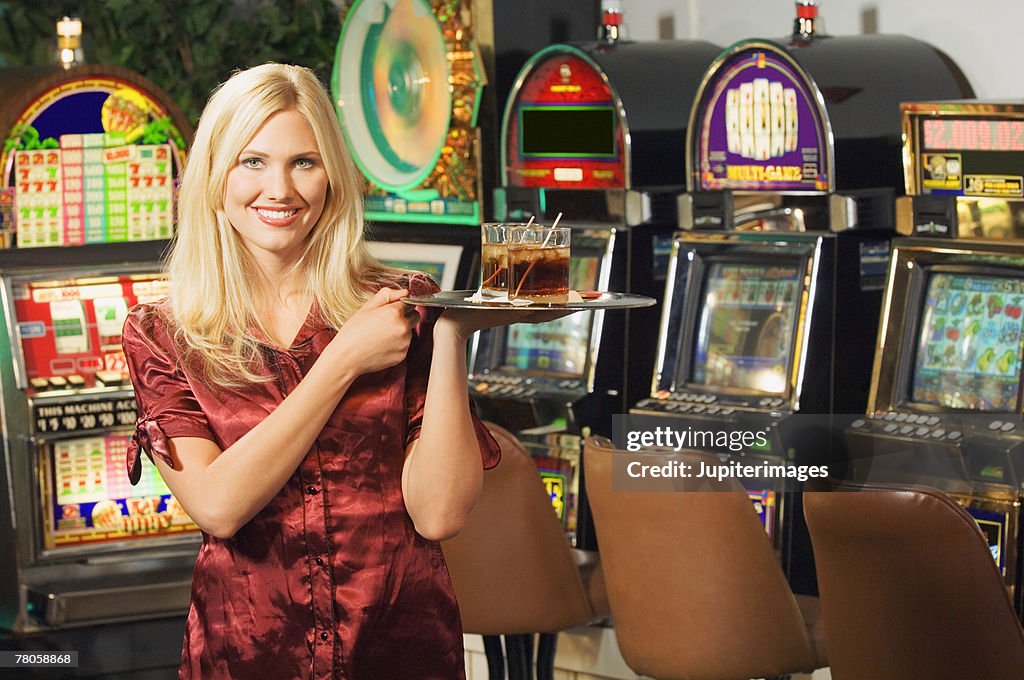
[256,208,298,219]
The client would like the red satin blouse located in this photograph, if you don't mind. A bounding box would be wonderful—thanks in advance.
[122,274,499,680]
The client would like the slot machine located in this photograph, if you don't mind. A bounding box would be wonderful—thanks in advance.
[0,64,194,676]
[469,22,723,547]
[333,0,598,290]
[844,101,1024,613]
[633,2,974,592]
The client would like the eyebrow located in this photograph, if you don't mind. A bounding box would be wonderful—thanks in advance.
[238,149,323,158]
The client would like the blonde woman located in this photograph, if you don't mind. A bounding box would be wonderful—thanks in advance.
[123,63,556,679]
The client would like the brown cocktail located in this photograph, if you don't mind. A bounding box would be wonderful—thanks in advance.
[480,223,513,296]
[508,226,570,300]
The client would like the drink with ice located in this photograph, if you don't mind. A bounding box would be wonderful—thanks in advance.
[480,223,515,296]
[508,226,570,299]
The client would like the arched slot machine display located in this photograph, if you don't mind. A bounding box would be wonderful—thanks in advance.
[470,34,723,547]
[0,63,195,674]
[333,0,487,286]
[845,101,1024,614]
[633,2,974,592]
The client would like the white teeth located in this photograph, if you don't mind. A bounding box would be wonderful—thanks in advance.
[257,208,297,219]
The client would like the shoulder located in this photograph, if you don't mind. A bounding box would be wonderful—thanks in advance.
[123,299,178,356]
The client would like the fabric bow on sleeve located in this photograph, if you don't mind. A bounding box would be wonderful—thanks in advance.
[127,416,175,485]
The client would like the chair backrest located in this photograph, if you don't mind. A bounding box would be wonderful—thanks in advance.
[442,422,597,634]
[804,481,1024,680]
[583,436,818,680]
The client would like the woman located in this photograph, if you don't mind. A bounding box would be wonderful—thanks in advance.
[123,63,556,679]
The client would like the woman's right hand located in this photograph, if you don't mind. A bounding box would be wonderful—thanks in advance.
[325,287,420,376]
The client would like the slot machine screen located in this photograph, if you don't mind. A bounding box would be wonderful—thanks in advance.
[11,272,166,389]
[910,272,1024,411]
[520,106,617,157]
[38,432,199,554]
[366,241,463,291]
[501,254,601,376]
[690,262,802,395]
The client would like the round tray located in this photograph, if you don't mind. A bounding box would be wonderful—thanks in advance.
[403,290,656,310]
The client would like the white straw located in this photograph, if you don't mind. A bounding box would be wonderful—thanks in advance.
[541,212,563,247]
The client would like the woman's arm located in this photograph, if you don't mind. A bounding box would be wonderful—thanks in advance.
[401,308,570,541]
[152,288,418,539]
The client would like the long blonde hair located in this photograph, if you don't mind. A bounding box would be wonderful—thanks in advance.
[169,63,391,386]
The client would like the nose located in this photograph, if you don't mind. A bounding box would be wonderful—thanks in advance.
[265,164,294,201]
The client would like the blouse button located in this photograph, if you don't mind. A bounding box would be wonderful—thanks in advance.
[320,631,329,641]
[306,485,319,495]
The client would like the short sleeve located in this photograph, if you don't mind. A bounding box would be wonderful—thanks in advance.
[403,274,500,469]
[122,303,216,484]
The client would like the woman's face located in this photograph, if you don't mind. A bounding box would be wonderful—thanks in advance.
[224,109,329,267]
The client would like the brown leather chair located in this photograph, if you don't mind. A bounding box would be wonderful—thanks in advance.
[443,422,608,679]
[804,481,1024,680]
[583,436,826,680]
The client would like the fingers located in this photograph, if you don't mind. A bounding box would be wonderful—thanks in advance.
[366,287,409,308]
[402,303,422,328]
